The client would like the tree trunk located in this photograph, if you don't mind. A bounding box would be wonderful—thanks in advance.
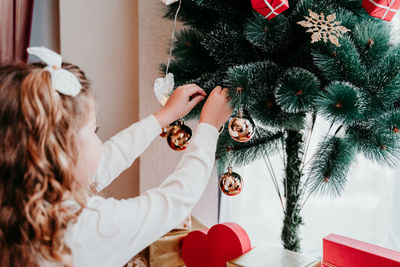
[281,130,304,252]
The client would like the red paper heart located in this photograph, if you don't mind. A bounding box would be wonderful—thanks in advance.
[181,222,251,267]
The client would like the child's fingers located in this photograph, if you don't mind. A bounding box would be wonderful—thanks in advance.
[182,84,207,96]
[221,88,229,96]
[180,83,197,88]
[189,92,204,101]
[211,86,222,95]
[187,95,205,109]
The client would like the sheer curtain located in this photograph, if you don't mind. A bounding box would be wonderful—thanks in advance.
[0,0,35,64]
[220,15,400,258]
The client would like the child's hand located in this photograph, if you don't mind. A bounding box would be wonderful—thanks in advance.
[200,86,233,130]
[154,84,206,127]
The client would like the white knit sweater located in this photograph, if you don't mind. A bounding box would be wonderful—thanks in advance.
[42,115,219,267]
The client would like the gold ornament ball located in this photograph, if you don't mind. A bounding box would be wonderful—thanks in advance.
[219,167,243,196]
[228,110,256,142]
[160,126,170,138]
[160,120,180,138]
[167,123,192,151]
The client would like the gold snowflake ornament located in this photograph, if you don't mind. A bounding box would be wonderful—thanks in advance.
[297,9,350,47]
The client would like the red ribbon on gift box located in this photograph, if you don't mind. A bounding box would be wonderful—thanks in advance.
[262,0,287,19]
[362,0,400,21]
[251,0,289,20]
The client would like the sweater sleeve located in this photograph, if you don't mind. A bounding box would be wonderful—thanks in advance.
[67,123,219,267]
[94,115,162,191]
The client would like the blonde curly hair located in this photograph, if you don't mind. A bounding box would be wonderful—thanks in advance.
[0,62,92,266]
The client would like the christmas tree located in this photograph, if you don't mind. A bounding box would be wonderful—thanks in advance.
[161,0,400,252]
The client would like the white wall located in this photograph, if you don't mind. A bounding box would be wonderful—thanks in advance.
[138,0,219,227]
[59,0,140,199]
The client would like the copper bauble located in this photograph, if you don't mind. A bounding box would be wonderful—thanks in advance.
[160,120,181,138]
[219,167,243,196]
[160,126,171,138]
[167,121,192,151]
[228,110,256,142]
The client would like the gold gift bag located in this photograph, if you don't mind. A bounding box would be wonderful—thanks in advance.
[149,217,205,267]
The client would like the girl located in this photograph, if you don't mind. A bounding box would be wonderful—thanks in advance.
[0,47,232,266]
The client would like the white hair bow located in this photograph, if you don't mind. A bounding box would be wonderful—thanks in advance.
[161,0,179,5]
[27,46,82,96]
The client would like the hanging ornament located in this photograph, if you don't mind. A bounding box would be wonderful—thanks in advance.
[362,0,400,22]
[228,109,256,142]
[154,0,182,104]
[297,10,350,47]
[251,0,289,20]
[154,0,192,151]
[160,120,192,151]
[160,118,180,138]
[219,166,243,196]
[154,72,175,106]
[167,119,192,151]
[160,125,171,138]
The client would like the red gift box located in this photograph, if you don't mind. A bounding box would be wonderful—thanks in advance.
[181,222,251,267]
[362,0,400,22]
[251,0,289,20]
[323,234,400,267]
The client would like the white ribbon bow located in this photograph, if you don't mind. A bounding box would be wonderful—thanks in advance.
[27,46,82,96]
[161,0,179,5]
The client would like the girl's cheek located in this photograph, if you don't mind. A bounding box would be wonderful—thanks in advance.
[94,136,103,169]
[76,131,103,187]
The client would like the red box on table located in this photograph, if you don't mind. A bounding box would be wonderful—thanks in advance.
[322,234,400,267]
[251,0,289,20]
[362,0,400,22]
